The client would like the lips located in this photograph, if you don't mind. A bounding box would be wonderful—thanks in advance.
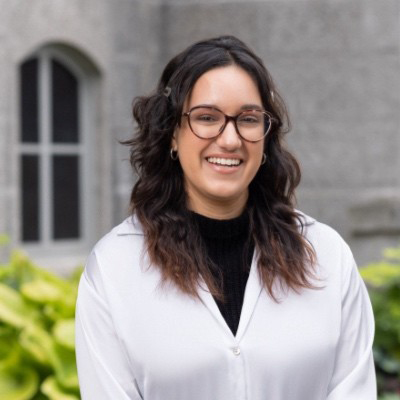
[206,157,242,167]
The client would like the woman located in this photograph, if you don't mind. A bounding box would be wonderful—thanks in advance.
[75,36,376,399]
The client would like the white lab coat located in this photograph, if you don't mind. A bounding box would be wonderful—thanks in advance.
[75,213,377,399]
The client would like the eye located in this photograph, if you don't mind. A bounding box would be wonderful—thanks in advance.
[196,114,218,122]
[241,116,258,123]
[191,108,223,124]
[238,112,262,124]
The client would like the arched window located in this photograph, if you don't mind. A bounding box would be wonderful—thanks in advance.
[18,46,99,264]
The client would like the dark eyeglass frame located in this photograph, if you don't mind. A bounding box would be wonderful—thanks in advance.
[182,106,276,143]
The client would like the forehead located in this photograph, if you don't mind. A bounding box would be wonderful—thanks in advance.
[186,65,262,109]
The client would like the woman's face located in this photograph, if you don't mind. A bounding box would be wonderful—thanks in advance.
[172,65,265,218]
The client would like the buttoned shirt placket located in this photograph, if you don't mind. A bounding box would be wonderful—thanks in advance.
[197,255,263,400]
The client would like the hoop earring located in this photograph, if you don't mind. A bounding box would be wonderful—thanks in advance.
[170,148,178,160]
[261,153,266,165]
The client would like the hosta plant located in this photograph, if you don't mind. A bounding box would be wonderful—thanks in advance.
[0,251,82,399]
[361,246,400,398]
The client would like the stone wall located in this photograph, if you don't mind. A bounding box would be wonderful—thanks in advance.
[1,0,399,268]
[113,0,400,265]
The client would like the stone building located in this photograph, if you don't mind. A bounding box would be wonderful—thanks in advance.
[1,0,399,274]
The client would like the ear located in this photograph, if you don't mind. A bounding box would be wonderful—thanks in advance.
[171,129,178,151]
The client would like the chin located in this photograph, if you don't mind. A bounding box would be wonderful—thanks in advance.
[207,187,248,203]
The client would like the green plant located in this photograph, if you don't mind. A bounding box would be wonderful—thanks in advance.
[380,394,400,400]
[0,251,82,399]
[361,246,400,397]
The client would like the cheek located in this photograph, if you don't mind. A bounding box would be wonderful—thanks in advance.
[175,131,207,172]
[248,143,265,164]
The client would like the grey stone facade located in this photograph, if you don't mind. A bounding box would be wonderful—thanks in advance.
[1,0,399,272]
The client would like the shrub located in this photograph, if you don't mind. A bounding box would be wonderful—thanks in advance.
[0,251,82,399]
[361,246,400,398]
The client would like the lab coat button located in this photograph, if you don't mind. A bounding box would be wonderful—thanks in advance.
[232,346,241,356]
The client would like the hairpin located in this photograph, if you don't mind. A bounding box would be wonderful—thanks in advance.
[163,86,171,97]
[270,90,275,101]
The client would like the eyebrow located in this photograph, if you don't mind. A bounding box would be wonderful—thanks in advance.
[240,104,263,110]
[191,103,263,110]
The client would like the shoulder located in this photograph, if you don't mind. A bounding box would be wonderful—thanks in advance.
[101,215,144,240]
[79,216,161,318]
[84,215,146,281]
[296,210,350,252]
[93,215,144,253]
[296,210,355,279]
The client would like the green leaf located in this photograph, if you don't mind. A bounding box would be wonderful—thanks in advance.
[0,336,19,372]
[360,262,400,287]
[31,393,48,400]
[50,345,79,391]
[0,266,13,282]
[41,291,76,321]
[374,348,400,374]
[28,265,76,294]
[379,394,400,400]
[8,252,37,289]
[20,270,77,319]
[41,376,79,400]
[52,320,75,350]
[383,247,400,261]
[0,367,39,400]
[19,325,54,366]
[21,280,64,304]
[0,283,39,328]
[43,304,73,322]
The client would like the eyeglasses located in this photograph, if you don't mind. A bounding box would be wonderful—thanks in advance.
[182,106,276,142]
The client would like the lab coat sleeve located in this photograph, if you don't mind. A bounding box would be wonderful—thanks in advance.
[327,247,377,400]
[75,250,143,400]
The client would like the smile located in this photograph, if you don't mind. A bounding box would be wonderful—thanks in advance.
[206,157,242,167]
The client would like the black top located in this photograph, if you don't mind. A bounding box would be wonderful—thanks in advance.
[192,211,254,335]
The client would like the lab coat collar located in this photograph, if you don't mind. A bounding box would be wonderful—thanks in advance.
[116,215,144,236]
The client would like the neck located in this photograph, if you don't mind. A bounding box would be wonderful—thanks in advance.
[187,192,248,220]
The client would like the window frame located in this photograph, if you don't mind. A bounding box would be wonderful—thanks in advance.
[18,47,94,262]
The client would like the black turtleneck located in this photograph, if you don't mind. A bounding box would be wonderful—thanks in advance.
[192,211,254,336]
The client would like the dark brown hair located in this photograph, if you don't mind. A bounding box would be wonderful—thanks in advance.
[123,35,316,300]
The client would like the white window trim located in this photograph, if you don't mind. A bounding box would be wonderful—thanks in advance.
[19,47,95,271]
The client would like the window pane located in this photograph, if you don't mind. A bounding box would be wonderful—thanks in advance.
[52,60,79,143]
[52,155,80,239]
[20,59,39,143]
[21,155,40,241]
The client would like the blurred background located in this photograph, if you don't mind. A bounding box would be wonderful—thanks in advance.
[1,0,400,274]
[0,1,400,398]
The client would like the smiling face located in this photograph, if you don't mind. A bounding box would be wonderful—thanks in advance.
[172,65,265,219]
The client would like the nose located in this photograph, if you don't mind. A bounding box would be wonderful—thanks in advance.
[215,119,242,150]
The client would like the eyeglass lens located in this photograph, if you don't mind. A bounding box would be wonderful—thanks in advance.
[188,107,271,141]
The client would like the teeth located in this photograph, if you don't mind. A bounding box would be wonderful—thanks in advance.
[207,157,241,166]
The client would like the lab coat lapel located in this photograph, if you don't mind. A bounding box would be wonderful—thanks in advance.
[118,215,264,339]
[197,278,234,337]
[235,253,263,341]
[197,253,263,340]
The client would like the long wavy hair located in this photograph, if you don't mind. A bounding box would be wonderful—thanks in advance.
[123,35,316,301]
